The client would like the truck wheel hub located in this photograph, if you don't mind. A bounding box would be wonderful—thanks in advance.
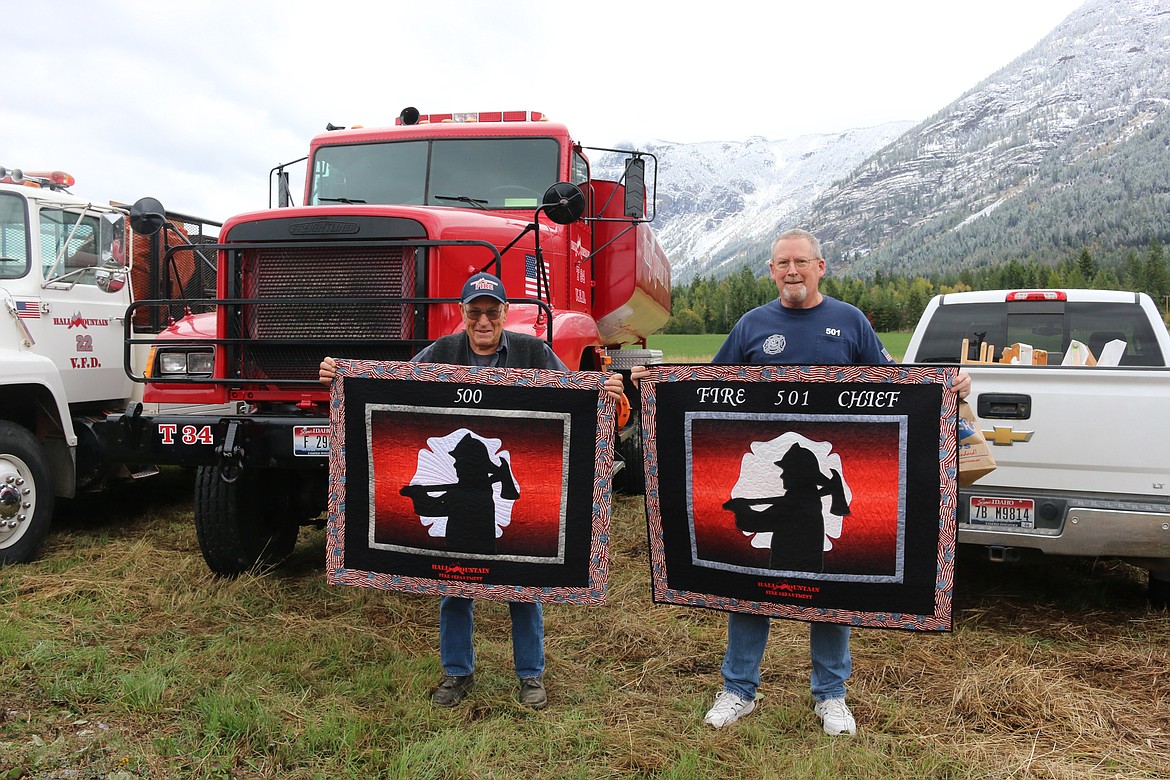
[0,475,25,522]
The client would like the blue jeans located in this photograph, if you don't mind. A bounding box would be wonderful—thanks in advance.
[438,596,545,679]
[720,612,851,702]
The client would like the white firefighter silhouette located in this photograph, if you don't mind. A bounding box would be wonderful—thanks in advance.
[721,433,851,572]
[400,429,518,554]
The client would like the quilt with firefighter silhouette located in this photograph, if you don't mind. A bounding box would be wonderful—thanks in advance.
[326,359,616,604]
[641,364,959,632]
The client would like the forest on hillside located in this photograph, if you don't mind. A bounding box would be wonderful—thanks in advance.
[836,111,1170,280]
[665,239,1170,334]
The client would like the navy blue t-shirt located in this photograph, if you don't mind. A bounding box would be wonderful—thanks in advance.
[713,296,893,366]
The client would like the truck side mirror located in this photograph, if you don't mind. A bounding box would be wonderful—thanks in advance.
[624,157,646,220]
[96,268,127,294]
[129,197,166,236]
[99,212,127,266]
[277,170,293,208]
[540,182,586,225]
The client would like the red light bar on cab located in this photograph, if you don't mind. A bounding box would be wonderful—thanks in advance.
[395,111,545,125]
[1006,290,1067,302]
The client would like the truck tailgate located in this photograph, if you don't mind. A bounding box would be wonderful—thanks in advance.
[966,365,1170,499]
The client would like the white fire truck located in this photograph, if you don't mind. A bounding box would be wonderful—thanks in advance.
[0,167,223,563]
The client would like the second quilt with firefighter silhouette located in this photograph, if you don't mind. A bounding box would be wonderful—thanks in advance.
[326,359,616,605]
[641,364,959,632]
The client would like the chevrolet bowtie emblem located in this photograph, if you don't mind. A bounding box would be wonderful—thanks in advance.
[982,426,1034,446]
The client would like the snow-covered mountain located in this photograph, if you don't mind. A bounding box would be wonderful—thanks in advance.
[813,0,1170,276]
[597,0,1170,284]
[593,124,912,283]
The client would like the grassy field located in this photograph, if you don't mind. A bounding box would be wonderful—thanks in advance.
[648,332,913,363]
[2,470,1168,779]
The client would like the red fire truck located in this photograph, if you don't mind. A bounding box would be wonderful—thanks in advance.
[105,108,671,575]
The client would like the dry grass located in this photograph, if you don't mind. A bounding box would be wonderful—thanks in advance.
[2,472,1169,779]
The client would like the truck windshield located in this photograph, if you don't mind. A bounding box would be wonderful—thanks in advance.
[309,138,559,210]
[914,300,1165,366]
[0,192,29,279]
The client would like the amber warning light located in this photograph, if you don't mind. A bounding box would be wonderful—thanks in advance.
[0,167,76,190]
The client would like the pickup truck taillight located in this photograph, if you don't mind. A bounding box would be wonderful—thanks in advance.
[1005,290,1067,302]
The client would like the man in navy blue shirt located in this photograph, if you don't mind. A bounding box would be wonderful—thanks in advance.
[635,228,969,735]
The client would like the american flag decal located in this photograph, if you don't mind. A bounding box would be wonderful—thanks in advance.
[15,300,40,319]
[524,253,550,299]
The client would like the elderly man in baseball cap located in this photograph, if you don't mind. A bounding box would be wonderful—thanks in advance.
[417,271,559,366]
[319,271,625,710]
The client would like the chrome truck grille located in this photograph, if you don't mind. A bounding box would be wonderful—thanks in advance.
[239,245,419,380]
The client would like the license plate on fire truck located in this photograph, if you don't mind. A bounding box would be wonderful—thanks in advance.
[293,425,330,457]
[968,496,1034,529]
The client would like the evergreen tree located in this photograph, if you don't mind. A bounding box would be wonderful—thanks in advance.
[1001,260,1029,288]
[1145,238,1169,308]
[1092,267,1121,290]
[1122,250,1145,290]
[726,266,757,325]
[1076,248,1097,280]
[756,275,777,303]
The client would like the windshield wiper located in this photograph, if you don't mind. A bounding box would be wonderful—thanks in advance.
[434,195,489,210]
[318,197,367,204]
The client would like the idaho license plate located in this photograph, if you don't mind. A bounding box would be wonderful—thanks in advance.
[293,425,330,457]
[968,496,1034,529]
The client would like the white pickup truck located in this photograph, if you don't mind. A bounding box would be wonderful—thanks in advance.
[904,289,1170,606]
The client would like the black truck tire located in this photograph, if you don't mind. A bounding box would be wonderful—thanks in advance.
[194,466,299,576]
[1150,570,1170,611]
[0,421,55,565]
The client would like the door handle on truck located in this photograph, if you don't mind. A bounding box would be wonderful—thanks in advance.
[977,393,1031,419]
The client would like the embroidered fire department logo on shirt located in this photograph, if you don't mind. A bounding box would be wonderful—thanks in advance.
[763,334,786,355]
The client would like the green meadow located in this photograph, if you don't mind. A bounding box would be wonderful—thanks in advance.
[3,472,1166,779]
[646,332,913,363]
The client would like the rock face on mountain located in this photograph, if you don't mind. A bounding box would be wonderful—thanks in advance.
[813,0,1170,277]
[593,125,912,283]
[598,0,1170,283]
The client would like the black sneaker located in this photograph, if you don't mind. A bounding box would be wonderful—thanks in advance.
[518,676,547,709]
[430,674,474,707]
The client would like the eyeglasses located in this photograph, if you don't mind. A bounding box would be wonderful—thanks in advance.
[771,258,816,270]
[465,306,503,321]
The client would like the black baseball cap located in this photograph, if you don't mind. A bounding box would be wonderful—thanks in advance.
[461,272,507,304]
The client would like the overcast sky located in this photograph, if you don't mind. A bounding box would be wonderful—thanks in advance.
[4,0,1085,222]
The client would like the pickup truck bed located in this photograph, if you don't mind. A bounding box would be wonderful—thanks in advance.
[956,364,1170,558]
[904,289,1170,604]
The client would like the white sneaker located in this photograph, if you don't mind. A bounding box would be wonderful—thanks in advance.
[814,697,856,735]
[703,689,756,728]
